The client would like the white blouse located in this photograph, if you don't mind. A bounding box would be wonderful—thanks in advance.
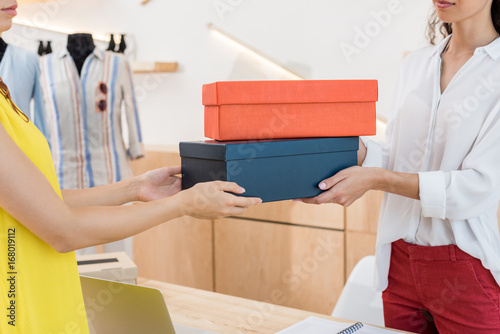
[363,35,500,290]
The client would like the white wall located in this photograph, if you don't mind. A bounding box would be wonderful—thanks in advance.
[6,0,433,146]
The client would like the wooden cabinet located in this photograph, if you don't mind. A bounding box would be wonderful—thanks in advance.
[130,146,500,315]
[214,218,344,314]
[133,216,213,291]
[130,145,181,173]
[345,190,383,234]
[345,231,377,281]
[130,146,352,315]
[344,190,383,279]
[131,146,215,291]
[241,201,344,229]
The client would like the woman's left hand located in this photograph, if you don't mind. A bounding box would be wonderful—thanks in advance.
[137,166,182,202]
[300,166,381,206]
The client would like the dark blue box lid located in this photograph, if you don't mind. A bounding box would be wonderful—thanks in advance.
[179,137,358,161]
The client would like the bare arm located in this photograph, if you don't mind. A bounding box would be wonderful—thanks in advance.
[301,166,418,206]
[61,165,182,207]
[61,180,140,207]
[301,138,418,206]
[0,122,261,253]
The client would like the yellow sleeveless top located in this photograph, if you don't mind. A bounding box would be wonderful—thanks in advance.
[0,93,89,333]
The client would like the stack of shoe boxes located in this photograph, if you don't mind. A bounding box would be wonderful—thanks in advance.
[180,80,377,203]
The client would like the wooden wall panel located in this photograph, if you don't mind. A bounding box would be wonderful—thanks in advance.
[130,145,180,175]
[346,190,383,233]
[133,216,214,291]
[131,146,215,288]
[214,218,344,315]
[240,201,344,229]
[345,231,377,280]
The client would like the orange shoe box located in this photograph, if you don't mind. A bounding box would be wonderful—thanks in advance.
[203,80,378,141]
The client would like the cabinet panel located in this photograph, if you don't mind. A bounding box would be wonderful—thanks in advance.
[133,216,213,291]
[131,147,214,288]
[240,201,344,229]
[346,190,383,233]
[214,218,344,314]
[130,145,180,175]
[345,231,377,280]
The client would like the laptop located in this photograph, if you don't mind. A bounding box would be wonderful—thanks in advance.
[79,275,218,334]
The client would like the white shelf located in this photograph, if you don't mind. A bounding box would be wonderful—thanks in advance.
[131,61,178,73]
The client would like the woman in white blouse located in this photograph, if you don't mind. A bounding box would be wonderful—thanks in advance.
[304,0,500,333]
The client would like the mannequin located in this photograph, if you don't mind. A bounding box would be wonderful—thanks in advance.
[117,34,126,53]
[37,41,53,56]
[107,33,116,52]
[43,33,141,258]
[45,41,52,55]
[67,33,95,76]
[37,40,44,56]
[0,38,7,62]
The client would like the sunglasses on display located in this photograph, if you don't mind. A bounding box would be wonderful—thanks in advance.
[96,82,108,112]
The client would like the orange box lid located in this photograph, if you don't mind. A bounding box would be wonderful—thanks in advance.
[202,80,378,106]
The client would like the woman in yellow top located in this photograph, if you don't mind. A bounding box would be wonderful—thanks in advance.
[0,2,261,333]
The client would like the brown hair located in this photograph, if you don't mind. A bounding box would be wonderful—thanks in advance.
[427,0,500,45]
[0,78,29,122]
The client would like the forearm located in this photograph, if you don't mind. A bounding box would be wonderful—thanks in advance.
[54,195,183,252]
[303,165,419,206]
[0,121,260,254]
[59,181,259,252]
[375,168,420,200]
[62,177,140,207]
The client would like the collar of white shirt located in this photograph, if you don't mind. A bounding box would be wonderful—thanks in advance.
[432,33,500,61]
[56,48,104,61]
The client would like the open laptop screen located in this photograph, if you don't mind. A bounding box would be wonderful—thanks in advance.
[79,275,176,334]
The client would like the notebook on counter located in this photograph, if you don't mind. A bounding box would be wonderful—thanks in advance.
[276,316,401,334]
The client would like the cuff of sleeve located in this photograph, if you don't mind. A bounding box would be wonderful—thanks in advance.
[127,142,145,160]
[418,171,446,219]
[361,137,383,168]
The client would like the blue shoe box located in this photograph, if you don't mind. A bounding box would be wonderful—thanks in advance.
[180,137,358,203]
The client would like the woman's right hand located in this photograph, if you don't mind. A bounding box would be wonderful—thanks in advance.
[177,181,262,219]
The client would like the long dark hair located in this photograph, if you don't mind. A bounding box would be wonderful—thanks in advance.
[427,0,500,45]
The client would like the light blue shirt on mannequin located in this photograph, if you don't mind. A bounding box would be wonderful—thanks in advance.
[0,44,48,141]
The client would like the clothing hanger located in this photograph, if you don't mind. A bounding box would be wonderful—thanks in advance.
[37,40,53,56]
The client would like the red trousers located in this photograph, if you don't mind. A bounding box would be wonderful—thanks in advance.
[382,239,500,333]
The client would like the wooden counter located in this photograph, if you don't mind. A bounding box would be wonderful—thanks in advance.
[138,278,411,334]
